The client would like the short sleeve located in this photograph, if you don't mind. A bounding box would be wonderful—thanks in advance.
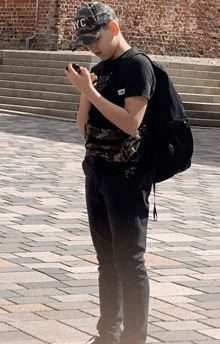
[124,55,156,101]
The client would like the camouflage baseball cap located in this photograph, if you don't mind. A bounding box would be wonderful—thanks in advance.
[72,2,116,51]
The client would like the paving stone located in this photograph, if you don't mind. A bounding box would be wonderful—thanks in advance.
[0,290,21,298]
[150,280,201,297]
[149,309,179,322]
[0,330,37,341]
[154,320,212,331]
[11,319,91,342]
[15,287,66,297]
[193,341,220,344]
[0,312,44,322]
[195,309,220,319]
[189,293,220,302]
[0,272,55,284]
[58,286,99,294]
[194,301,220,310]
[36,309,92,320]
[199,318,220,328]
[151,329,212,342]
[0,341,45,344]
[159,342,193,344]
[51,294,99,302]
[0,323,17,332]
[1,303,53,312]
[198,329,220,341]
[45,301,98,310]
[154,306,207,320]
[18,281,68,289]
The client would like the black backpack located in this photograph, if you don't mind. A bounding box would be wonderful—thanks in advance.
[134,53,194,220]
[138,54,194,184]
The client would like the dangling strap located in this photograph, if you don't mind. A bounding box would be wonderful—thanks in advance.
[153,183,158,221]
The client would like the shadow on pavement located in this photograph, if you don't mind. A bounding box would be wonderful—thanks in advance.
[0,112,219,169]
[192,127,220,169]
[0,113,85,145]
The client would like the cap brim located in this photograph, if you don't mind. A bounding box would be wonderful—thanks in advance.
[72,26,102,51]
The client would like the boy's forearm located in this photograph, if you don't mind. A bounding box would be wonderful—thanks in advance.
[84,88,147,135]
[84,88,131,134]
[77,95,91,137]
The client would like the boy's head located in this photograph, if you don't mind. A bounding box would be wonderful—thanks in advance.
[72,2,117,51]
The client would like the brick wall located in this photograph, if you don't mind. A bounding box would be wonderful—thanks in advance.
[0,0,219,57]
[120,0,220,57]
[34,0,59,50]
[0,0,36,49]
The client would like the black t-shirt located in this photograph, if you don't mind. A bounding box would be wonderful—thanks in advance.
[85,48,156,174]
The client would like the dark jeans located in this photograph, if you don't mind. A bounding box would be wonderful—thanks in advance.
[83,159,153,344]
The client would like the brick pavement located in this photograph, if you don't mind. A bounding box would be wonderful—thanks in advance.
[0,112,219,344]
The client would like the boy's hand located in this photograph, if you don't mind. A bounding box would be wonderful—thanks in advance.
[65,63,98,94]
[90,72,98,87]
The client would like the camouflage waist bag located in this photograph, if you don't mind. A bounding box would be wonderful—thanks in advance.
[85,123,141,163]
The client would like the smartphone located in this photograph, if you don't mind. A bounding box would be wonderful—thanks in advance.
[66,63,81,73]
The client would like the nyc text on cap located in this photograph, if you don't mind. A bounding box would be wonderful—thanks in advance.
[72,2,116,50]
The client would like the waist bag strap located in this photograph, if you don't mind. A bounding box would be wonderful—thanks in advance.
[85,123,141,163]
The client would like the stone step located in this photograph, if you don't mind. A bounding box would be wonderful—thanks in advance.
[156,60,220,73]
[175,84,220,96]
[0,65,73,77]
[0,95,78,111]
[0,79,79,94]
[0,103,76,119]
[170,76,220,88]
[189,117,220,127]
[1,57,92,70]
[0,50,99,63]
[0,51,99,80]
[184,101,220,112]
[186,110,220,120]
[0,72,73,86]
[166,68,220,81]
[180,93,220,104]
[187,108,220,127]
[0,87,80,103]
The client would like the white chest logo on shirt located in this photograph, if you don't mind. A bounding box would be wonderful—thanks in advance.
[118,89,126,96]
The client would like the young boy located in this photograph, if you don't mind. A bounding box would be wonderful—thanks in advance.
[65,3,156,344]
